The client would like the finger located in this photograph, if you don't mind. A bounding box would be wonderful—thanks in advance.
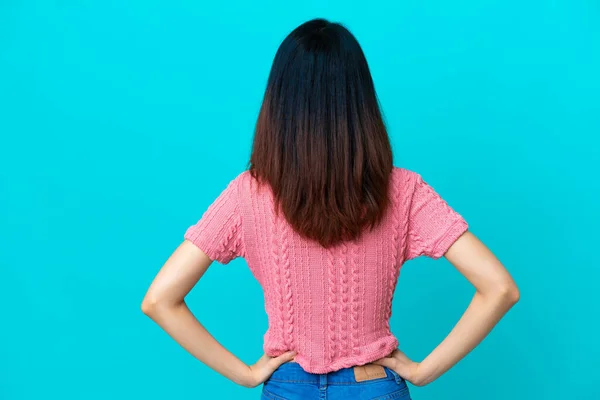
[392,349,411,362]
[269,351,297,368]
[371,357,395,369]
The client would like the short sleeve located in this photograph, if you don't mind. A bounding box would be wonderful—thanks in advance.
[406,173,469,260]
[183,175,245,264]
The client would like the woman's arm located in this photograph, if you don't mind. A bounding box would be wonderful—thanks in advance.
[374,230,520,386]
[141,240,296,387]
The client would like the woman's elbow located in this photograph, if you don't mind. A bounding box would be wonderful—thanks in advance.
[496,280,520,307]
[141,293,163,316]
[141,292,182,316]
[141,297,155,316]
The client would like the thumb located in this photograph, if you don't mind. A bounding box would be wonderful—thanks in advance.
[271,351,297,367]
[371,357,395,369]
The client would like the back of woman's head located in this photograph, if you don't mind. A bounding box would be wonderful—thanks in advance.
[249,18,394,248]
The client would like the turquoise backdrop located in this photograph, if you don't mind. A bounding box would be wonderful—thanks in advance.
[1,1,598,399]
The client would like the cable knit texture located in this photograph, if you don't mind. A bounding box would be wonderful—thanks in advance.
[184,166,469,374]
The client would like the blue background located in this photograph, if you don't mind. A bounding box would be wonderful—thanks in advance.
[1,1,598,399]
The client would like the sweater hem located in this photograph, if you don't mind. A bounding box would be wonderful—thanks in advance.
[282,336,400,374]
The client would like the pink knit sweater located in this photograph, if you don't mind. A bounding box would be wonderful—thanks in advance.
[184,166,468,374]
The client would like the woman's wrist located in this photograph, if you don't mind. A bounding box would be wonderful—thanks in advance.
[234,364,256,388]
[405,361,428,386]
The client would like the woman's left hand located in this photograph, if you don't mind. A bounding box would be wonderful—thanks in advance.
[241,351,297,388]
[372,349,425,386]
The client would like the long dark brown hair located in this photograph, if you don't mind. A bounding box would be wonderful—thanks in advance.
[248,18,394,248]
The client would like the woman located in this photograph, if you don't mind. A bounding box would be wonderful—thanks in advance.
[142,18,519,399]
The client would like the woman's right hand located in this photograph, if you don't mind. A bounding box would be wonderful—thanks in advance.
[372,349,424,386]
[241,351,297,388]
[377,232,520,387]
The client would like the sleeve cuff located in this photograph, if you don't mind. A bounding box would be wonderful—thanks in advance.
[429,218,469,259]
[184,225,222,263]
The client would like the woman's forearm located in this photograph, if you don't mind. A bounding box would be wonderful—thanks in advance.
[142,301,251,386]
[415,288,519,386]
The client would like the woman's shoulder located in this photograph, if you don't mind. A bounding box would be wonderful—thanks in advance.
[232,169,268,197]
[391,166,421,188]
[234,169,252,184]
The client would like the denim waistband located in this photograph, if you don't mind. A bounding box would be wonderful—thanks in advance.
[268,361,402,385]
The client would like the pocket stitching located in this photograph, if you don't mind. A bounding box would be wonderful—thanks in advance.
[384,367,406,383]
[370,385,410,400]
[262,386,290,400]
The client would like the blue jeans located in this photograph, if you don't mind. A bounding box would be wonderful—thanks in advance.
[261,361,412,400]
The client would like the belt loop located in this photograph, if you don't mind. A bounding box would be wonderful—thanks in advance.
[318,373,327,398]
[388,368,403,384]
